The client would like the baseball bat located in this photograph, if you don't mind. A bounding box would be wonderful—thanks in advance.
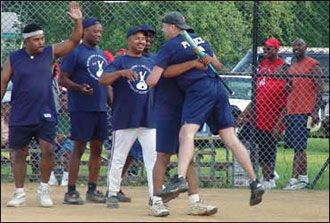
[180,30,234,95]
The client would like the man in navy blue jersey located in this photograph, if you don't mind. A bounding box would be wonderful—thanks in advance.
[1,1,83,208]
[59,17,111,205]
[147,11,265,207]
[99,26,157,209]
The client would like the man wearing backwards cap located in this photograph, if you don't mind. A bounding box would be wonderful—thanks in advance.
[147,11,264,207]
[237,37,288,190]
[59,17,110,205]
[1,1,83,208]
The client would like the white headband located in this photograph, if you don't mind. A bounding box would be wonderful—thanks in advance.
[22,30,44,39]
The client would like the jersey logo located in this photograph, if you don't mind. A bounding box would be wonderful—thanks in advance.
[86,54,108,81]
[181,37,205,49]
[136,71,148,90]
[127,64,151,94]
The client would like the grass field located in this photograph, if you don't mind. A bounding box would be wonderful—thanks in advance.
[1,138,329,190]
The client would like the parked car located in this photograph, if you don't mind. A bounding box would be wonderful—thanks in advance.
[224,46,329,135]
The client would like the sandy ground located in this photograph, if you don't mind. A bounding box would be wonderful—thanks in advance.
[1,183,329,222]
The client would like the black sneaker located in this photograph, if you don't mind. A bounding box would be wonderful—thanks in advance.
[106,195,119,208]
[159,175,188,199]
[63,191,84,205]
[249,179,265,206]
[117,190,131,203]
[86,190,106,203]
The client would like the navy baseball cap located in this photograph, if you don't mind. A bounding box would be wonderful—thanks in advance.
[126,26,145,38]
[139,24,156,35]
[161,11,193,32]
[83,17,100,29]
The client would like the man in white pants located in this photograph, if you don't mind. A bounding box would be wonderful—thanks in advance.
[99,26,157,208]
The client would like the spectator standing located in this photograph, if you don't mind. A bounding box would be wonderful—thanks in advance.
[283,38,323,190]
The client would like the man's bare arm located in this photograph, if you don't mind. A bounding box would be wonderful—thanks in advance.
[1,57,12,100]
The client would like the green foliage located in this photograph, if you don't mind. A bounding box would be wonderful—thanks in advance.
[1,1,328,69]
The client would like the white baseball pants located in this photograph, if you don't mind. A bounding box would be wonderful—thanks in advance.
[107,127,156,198]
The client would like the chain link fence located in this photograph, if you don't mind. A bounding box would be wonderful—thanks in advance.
[1,1,329,190]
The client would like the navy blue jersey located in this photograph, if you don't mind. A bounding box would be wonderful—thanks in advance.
[104,55,155,131]
[9,46,56,126]
[154,78,183,120]
[155,33,217,90]
[60,43,108,112]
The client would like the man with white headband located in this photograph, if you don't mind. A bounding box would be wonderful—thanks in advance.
[1,1,83,208]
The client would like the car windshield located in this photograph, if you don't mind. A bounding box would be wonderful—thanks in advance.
[221,77,251,100]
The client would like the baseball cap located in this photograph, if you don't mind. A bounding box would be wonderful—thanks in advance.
[139,24,156,35]
[83,17,100,29]
[263,37,281,49]
[126,26,145,38]
[161,11,193,32]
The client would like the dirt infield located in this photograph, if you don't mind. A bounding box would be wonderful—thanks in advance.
[1,183,328,222]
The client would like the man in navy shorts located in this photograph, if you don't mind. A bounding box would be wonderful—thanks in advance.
[60,17,110,204]
[147,11,264,207]
[149,56,219,217]
[1,1,83,207]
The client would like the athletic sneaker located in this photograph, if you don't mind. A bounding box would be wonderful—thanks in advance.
[60,172,69,186]
[86,190,106,203]
[263,179,276,190]
[149,200,170,217]
[159,175,188,198]
[117,190,131,202]
[187,199,218,216]
[63,191,84,205]
[48,171,58,186]
[7,191,26,207]
[283,178,308,190]
[37,184,53,207]
[106,195,119,208]
[249,179,265,206]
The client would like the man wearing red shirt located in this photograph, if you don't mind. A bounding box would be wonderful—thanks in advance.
[238,37,288,190]
[283,38,323,190]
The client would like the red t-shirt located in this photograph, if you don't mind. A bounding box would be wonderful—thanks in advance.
[254,57,287,131]
[286,56,320,115]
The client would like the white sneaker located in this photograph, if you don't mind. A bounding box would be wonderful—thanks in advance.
[283,178,308,190]
[273,171,280,181]
[48,171,58,186]
[263,179,276,190]
[60,172,69,186]
[149,200,170,217]
[7,191,26,207]
[37,184,54,207]
[188,199,218,216]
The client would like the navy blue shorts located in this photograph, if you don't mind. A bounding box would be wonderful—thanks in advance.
[156,119,181,154]
[9,120,56,149]
[182,78,234,134]
[70,111,108,142]
[284,114,308,151]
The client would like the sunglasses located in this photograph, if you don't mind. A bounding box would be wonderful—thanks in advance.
[263,47,273,51]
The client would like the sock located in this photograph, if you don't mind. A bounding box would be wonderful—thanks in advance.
[87,182,97,193]
[178,175,186,179]
[290,178,298,184]
[108,192,117,197]
[68,185,76,193]
[298,175,309,183]
[152,196,162,205]
[188,194,200,205]
[40,182,48,187]
[15,188,25,194]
